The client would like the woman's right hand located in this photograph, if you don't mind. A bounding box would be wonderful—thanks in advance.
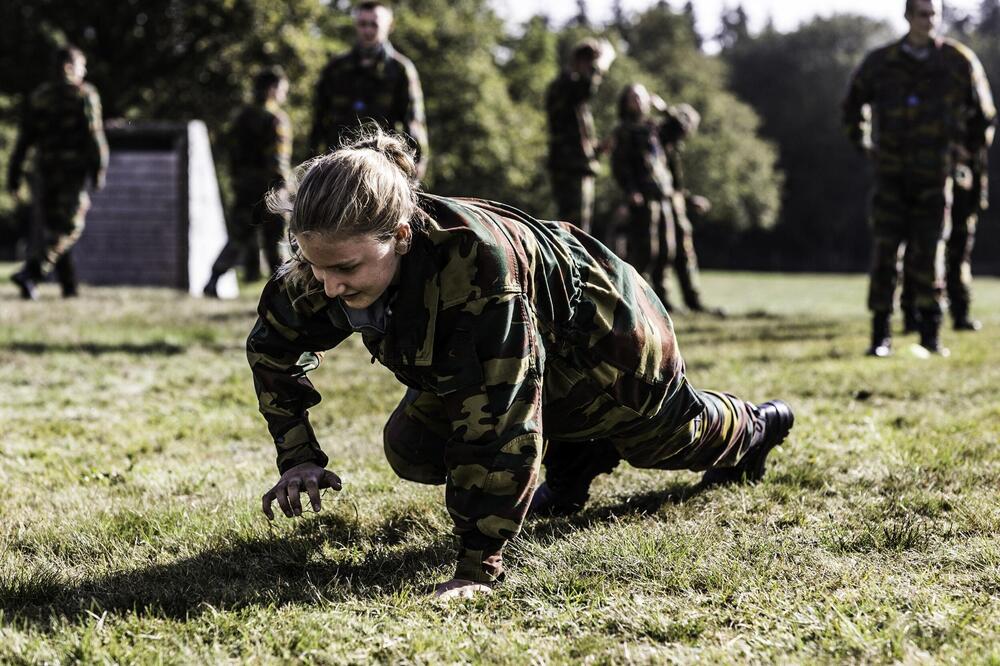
[262,461,342,520]
[629,191,645,207]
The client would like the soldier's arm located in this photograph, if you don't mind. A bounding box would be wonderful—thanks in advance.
[842,55,875,153]
[309,65,330,156]
[84,86,109,189]
[270,111,293,186]
[435,293,544,586]
[247,277,351,474]
[401,61,429,178]
[610,129,639,197]
[6,95,36,193]
[964,50,997,153]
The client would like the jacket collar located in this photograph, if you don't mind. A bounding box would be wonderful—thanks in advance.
[386,229,439,366]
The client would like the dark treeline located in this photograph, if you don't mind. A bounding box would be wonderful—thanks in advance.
[0,0,998,273]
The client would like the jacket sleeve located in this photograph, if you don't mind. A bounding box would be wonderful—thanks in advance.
[842,54,875,153]
[400,60,429,175]
[611,128,638,195]
[7,96,36,191]
[309,65,331,155]
[83,86,109,183]
[964,50,997,154]
[270,110,293,185]
[246,278,352,474]
[436,292,545,584]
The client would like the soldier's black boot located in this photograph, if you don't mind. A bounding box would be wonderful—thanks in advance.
[866,311,892,357]
[902,306,921,334]
[951,304,981,332]
[54,254,78,298]
[10,259,42,300]
[918,309,950,356]
[529,440,621,516]
[701,400,795,487]
[203,273,221,298]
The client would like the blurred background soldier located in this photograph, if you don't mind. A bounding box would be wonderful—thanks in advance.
[204,66,292,296]
[310,1,428,178]
[843,0,996,357]
[900,144,992,332]
[7,45,108,300]
[545,38,614,237]
[611,83,720,313]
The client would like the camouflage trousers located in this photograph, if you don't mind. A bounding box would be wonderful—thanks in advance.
[867,175,950,315]
[25,172,91,278]
[625,194,702,310]
[383,379,758,489]
[212,187,286,281]
[549,169,595,236]
[901,179,977,313]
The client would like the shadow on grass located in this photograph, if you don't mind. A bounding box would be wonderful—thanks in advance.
[1,512,450,627]
[4,341,185,356]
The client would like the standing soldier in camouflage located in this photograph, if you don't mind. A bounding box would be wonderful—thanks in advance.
[7,45,108,300]
[204,66,292,296]
[248,128,794,600]
[545,38,614,237]
[310,1,428,178]
[900,146,991,332]
[611,84,721,313]
[842,0,996,357]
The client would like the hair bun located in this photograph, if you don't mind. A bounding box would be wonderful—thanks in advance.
[346,125,418,182]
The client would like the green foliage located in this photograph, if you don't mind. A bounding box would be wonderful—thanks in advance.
[3,266,1000,661]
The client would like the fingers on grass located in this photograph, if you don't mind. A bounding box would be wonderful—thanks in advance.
[305,478,321,512]
[288,478,303,516]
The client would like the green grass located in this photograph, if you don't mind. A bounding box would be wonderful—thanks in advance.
[2,264,1000,664]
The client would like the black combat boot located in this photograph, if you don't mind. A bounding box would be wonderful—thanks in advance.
[529,440,621,516]
[918,309,950,356]
[902,306,920,334]
[866,311,892,357]
[951,304,982,332]
[203,273,221,298]
[10,259,42,300]
[54,254,78,298]
[700,400,795,487]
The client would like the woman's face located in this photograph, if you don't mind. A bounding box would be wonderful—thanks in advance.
[296,226,408,309]
[625,85,650,117]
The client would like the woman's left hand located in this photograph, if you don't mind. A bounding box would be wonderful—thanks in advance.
[433,578,493,600]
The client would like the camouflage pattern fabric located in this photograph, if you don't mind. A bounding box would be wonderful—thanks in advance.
[247,194,761,584]
[212,100,293,279]
[546,70,600,232]
[309,43,428,170]
[843,37,996,315]
[548,169,594,234]
[613,116,705,308]
[7,76,108,276]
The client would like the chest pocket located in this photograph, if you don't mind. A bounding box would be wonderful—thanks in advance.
[428,328,484,395]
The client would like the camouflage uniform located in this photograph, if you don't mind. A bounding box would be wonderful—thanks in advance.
[310,43,428,172]
[7,73,108,292]
[843,37,995,344]
[248,194,765,584]
[611,111,696,309]
[545,70,600,234]
[901,149,989,326]
[209,99,293,282]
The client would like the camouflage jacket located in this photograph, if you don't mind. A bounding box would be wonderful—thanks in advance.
[7,76,109,190]
[843,37,996,184]
[309,42,428,170]
[545,70,600,175]
[611,117,678,200]
[228,100,292,192]
[247,194,700,583]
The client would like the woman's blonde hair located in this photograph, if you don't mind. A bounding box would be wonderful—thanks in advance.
[268,126,421,292]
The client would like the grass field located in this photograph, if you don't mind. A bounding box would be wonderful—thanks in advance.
[2,265,1000,664]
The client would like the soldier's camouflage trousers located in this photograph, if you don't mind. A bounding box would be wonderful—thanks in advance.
[549,169,595,237]
[901,178,977,313]
[867,175,950,315]
[383,381,758,488]
[26,173,90,278]
[625,195,702,310]
[212,186,286,281]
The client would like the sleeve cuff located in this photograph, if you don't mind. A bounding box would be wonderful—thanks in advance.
[455,537,506,585]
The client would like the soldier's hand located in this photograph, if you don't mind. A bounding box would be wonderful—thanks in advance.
[688,194,712,216]
[262,461,342,520]
[433,578,493,600]
[629,191,645,207]
[93,170,107,191]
